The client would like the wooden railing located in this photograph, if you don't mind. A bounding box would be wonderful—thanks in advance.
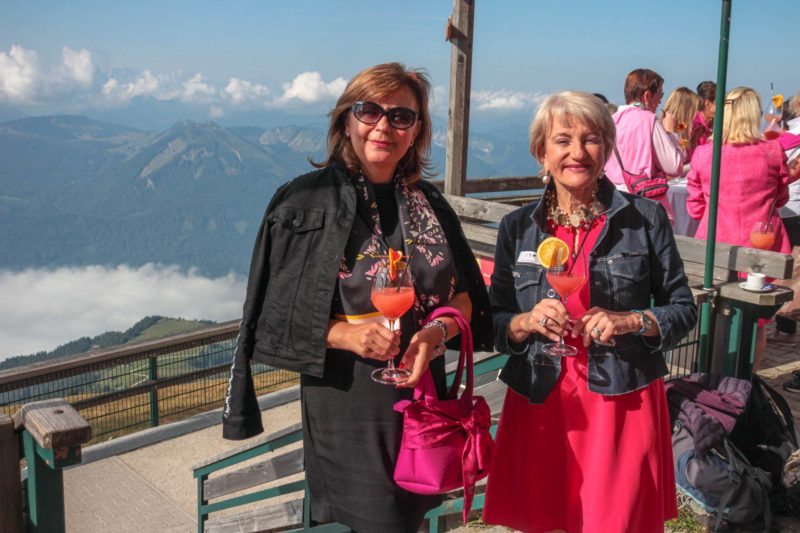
[0,321,298,444]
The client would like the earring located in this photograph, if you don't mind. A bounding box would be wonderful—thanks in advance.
[541,173,551,185]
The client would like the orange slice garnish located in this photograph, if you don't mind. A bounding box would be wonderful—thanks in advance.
[772,94,784,108]
[536,237,569,268]
[388,248,403,280]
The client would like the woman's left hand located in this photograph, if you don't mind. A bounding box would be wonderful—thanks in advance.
[396,325,444,388]
[571,307,641,347]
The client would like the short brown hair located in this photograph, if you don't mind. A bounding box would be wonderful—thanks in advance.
[313,62,433,182]
[529,91,616,164]
[623,68,664,104]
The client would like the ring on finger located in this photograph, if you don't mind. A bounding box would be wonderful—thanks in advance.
[591,327,603,337]
[539,316,549,328]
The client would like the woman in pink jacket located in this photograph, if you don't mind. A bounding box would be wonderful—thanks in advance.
[687,86,791,369]
[687,86,791,252]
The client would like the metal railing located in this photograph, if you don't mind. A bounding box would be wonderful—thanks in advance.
[0,321,298,443]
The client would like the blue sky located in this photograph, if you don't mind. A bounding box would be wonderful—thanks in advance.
[1,0,798,131]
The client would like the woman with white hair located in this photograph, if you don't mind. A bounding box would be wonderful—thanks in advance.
[483,91,696,532]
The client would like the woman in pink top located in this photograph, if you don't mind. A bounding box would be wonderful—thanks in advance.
[687,86,790,369]
[604,69,686,222]
[689,81,717,161]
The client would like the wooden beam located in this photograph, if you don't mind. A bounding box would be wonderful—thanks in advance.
[204,447,304,500]
[444,0,475,197]
[443,194,516,222]
[0,414,22,533]
[205,498,304,533]
[12,399,91,449]
[429,175,545,194]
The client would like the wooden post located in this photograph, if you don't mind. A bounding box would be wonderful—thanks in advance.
[0,414,22,533]
[13,399,91,533]
[444,0,475,197]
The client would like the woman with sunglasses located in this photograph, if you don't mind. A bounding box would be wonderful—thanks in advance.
[222,62,491,532]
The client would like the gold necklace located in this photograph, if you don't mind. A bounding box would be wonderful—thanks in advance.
[545,189,602,232]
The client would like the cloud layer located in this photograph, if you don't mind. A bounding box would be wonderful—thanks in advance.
[0,44,545,115]
[0,44,350,112]
[0,264,246,360]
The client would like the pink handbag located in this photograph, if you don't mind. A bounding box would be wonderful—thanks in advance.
[393,306,494,522]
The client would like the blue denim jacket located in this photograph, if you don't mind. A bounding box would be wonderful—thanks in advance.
[491,177,697,402]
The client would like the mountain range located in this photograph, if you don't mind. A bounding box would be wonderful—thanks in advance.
[0,114,537,276]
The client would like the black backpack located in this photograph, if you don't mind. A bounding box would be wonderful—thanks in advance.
[669,374,799,531]
[673,421,773,530]
[730,376,800,517]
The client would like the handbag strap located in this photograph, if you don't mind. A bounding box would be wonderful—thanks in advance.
[419,306,474,401]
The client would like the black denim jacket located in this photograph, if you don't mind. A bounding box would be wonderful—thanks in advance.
[222,162,493,440]
[491,177,697,403]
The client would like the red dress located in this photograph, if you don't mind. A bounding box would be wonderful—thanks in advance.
[482,219,677,533]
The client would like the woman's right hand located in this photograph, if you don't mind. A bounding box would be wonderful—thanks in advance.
[508,298,568,344]
[326,320,400,361]
[662,111,677,133]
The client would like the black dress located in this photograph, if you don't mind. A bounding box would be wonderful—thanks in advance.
[301,182,447,532]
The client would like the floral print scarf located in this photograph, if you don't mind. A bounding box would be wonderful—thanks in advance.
[331,172,458,335]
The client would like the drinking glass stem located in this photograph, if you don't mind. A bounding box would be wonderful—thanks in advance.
[558,297,568,349]
[386,319,397,371]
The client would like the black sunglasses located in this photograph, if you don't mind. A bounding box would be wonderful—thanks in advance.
[351,101,417,130]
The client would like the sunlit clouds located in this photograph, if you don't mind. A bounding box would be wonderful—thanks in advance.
[0,45,42,103]
[472,90,549,111]
[0,264,246,359]
[222,77,271,106]
[0,44,542,115]
[274,71,347,105]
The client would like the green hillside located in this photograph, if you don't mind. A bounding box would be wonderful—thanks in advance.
[0,316,215,371]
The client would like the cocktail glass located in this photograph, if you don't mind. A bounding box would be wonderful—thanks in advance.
[542,247,587,357]
[749,221,775,250]
[764,94,782,141]
[370,261,415,385]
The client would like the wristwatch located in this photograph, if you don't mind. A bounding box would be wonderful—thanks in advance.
[632,310,653,336]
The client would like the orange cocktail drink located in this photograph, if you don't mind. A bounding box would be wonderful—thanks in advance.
[371,287,415,320]
[546,272,587,300]
[749,231,776,250]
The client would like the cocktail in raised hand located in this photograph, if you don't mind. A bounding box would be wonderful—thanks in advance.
[764,93,783,141]
[539,238,588,358]
[749,221,775,250]
[370,253,415,385]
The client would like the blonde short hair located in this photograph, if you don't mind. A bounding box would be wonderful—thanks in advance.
[313,62,432,182]
[721,87,762,144]
[529,91,616,164]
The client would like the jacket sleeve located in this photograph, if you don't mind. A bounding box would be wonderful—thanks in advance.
[222,184,289,440]
[644,202,698,351]
[488,214,530,356]
[652,120,686,177]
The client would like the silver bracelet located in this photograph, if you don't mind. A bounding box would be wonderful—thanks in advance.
[423,319,448,358]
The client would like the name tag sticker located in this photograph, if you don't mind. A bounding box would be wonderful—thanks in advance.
[517,251,539,265]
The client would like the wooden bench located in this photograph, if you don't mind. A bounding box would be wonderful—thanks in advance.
[193,352,509,533]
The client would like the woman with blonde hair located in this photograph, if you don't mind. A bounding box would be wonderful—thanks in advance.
[661,87,702,162]
[687,86,791,369]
